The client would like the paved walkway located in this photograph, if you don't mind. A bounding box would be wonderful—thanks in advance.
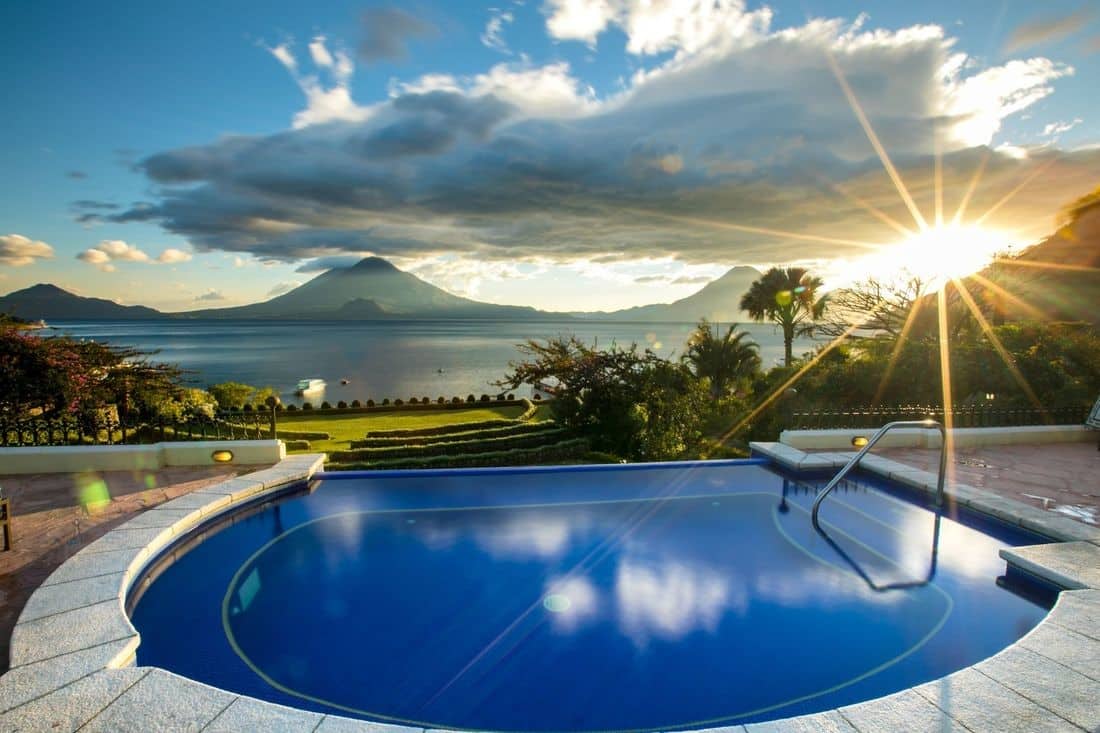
[879,442,1100,526]
[0,465,268,673]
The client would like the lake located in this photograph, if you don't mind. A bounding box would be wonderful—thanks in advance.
[46,320,816,405]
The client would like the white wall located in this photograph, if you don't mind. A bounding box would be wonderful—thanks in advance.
[0,440,286,475]
[779,425,1094,451]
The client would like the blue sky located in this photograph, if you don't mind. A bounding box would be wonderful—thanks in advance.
[2,0,1098,311]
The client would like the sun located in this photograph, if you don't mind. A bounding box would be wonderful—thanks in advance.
[851,224,1012,290]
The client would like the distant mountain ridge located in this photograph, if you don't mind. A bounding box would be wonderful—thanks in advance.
[578,266,760,322]
[0,257,759,323]
[0,283,162,320]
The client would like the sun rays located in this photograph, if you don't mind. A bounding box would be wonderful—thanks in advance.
[721,46,1077,460]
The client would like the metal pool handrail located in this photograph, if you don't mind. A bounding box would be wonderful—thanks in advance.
[810,419,946,532]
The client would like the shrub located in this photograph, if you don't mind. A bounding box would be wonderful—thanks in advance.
[337,400,348,409]
[422,396,430,404]
[407,397,418,405]
[284,439,311,451]
[321,401,332,409]
[351,399,361,408]
[302,402,313,410]
[506,393,515,401]
[466,394,476,403]
[394,398,404,406]
[437,396,446,404]
[286,404,298,412]
[366,399,375,407]
[275,403,285,411]
[533,394,542,401]
[242,403,253,412]
[382,398,390,406]
[451,396,462,404]
[496,394,506,401]
[480,394,491,402]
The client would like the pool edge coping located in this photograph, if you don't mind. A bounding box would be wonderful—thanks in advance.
[0,452,1097,732]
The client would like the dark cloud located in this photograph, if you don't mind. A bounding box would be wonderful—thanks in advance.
[66,170,88,179]
[73,200,121,210]
[360,92,513,159]
[359,8,438,63]
[672,275,713,285]
[109,21,1091,269]
[194,289,227,301]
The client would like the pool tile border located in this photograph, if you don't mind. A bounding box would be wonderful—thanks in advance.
[1,450,1098,732]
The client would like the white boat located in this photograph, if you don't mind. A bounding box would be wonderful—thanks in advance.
[295,378,326,395]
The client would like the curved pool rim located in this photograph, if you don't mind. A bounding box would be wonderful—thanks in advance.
[4,451,1099,731]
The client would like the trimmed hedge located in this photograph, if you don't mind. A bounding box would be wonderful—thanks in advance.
[276,397,535,419]
[284,439,311,451]
[327,438,590,471]
[350,420,557,448]
[331,428,568,462]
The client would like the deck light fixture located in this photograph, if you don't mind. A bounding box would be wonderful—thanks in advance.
[851,436,869,447]
[212,449,234,463]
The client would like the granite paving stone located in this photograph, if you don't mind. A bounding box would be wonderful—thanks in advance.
[0,667,148,733]
[1047,590,1100,641]
[1018,621,1100,680]
[16,571,124,623]
[202,695,324,732]
[976,644,1100,731]
[914,667,1077,732]
[116,507,199,531]
[9,599,135,667]
[1002,541,1100,590]
[744,710,857,732]
[76,526,171,555]
[81,668,238,733]
[838,689,968,732]
[0,639,139,714]
[38,547,144,587]
[326,717,423,733]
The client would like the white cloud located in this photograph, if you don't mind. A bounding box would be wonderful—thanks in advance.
[544,0,771,55]
[945,58,1073,147]
[0,234,54,266]
[1042,117,1083,138]
[77,240,193,269]
[267,38,375,128]
[481,8,515,54]
[266,280,301,296]
[308,35,334,67]
[194,288,227,301]
[156,247,193,264]
[119,11,1089,272]
[544,0,616,45]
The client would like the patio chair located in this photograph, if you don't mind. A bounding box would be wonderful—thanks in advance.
[1088,395,1100,451]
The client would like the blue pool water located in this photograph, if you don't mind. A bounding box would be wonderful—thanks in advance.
[129,462,1052,731]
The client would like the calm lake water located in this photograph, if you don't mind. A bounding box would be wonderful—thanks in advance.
[47,320,816,405]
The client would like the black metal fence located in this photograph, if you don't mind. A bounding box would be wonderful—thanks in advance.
[0,409,278,447]
[788,404,1087,430]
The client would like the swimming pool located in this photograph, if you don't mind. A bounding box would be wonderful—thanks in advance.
[128,460,1052,731]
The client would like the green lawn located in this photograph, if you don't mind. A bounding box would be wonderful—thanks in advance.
[277,403,555,454]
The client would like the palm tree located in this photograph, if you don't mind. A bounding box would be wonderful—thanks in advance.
[740,267,827,366]
[683,319,761,398]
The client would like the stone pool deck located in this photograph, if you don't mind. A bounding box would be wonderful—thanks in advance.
[0,464,267,675]
[878,442,1099,527]
[1,449,1098,732]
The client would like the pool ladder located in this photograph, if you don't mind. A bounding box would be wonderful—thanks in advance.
[810,419,947,532]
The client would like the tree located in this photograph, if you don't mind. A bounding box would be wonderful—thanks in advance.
[0,327,183,417]
[816,274,930,340]
[682,319,761,398]
[740,267,827,366]
[499,336,709,460]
